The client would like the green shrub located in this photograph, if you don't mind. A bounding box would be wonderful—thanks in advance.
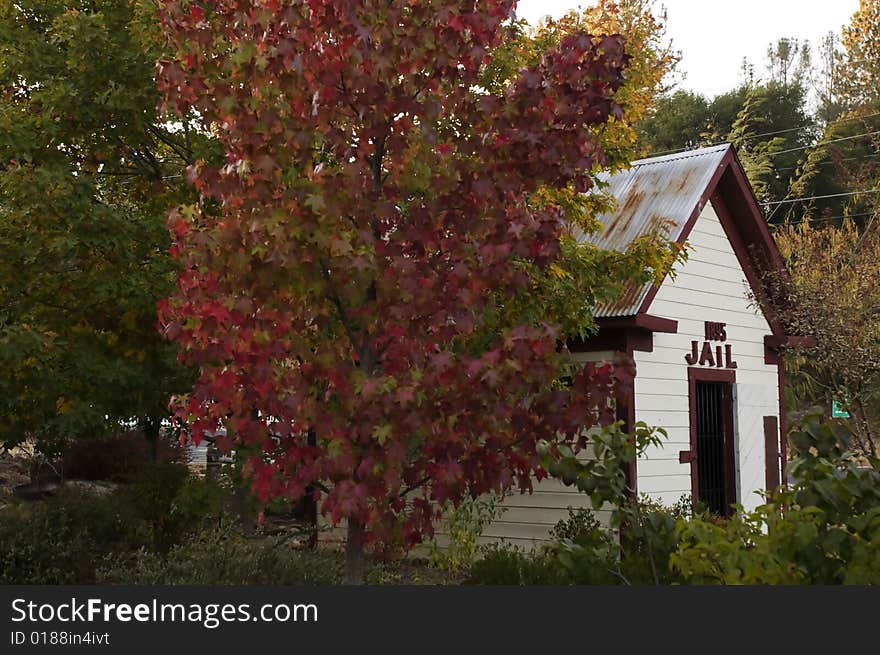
[543,507,619,584]
[549,506,604,543]
[541,503,687,585]
[473,414,880,586]
[429,494,504,573]
[465,543,564,585]
[671,411,880,585]
[0,465,225,583]
[466,502,691,586]
[96,527,449,585]
[466,508,618,585]
[98,529,345,585]
[615,496,691,584]
[118,462,224,551]
[0,489,135,584]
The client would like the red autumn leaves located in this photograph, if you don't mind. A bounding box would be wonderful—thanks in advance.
[157,0,633,548]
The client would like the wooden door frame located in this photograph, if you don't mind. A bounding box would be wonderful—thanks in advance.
[687,367,737,516]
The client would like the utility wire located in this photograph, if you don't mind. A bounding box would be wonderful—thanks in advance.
[777,153,877,172]
[645,111,880,159]
[741,110,880,142]
[780,211,876,226]
[741,124,816,141]
[762,188,880,206]
[762,130,880,157]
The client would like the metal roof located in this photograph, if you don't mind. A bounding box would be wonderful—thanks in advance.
[578,143,732,317]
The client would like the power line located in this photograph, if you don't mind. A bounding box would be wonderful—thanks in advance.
[777,153,877,172]
[742,110,880,142]
[762,188,880,206]
[763,130,880,158]
[644,111,880,159]
[779,211,876,226]
[741,124,814,141]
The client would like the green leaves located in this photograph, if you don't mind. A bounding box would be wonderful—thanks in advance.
[371,423,393,446]
[672,413,880,585]
[0,0,200,450]
[767,220,880,458]
[542,419,666,510]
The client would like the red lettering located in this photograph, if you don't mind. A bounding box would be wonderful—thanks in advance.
[703,321,728,342]
[699,342,715,367]
[685,341,699,365]
[725,344,738,369]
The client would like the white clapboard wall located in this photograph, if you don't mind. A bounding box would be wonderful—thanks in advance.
[430,351,617,552]
[632,200,779,513]
[449,200,781,548]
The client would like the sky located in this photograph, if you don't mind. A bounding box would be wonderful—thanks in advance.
[515,0,861,98]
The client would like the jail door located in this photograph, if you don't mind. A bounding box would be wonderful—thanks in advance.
[693,381,736,517]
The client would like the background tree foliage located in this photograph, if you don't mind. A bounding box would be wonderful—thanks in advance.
[488,0,678,168]
[638,2,880,228]
[785,0,880,225]
[0,0,213,453]
[785,108,879,222]
[636,89,710,153]
[836,0,880,111]
[729,80,815,208]
[638,36,816,212]
[759,219,880,458]
[483,0,683,342]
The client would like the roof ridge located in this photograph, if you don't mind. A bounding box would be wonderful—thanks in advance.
[630,143,731,167]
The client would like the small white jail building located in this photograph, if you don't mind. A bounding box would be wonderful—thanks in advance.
[480,144,796,548]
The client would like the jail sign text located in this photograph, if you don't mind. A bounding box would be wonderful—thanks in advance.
[685,321,738,369]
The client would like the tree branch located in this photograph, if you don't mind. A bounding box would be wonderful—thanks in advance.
[147,124,193,164]
[399,477,431,499]
[319,258,361,356]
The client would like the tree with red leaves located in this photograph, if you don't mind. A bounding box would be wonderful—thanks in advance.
[157,0,660,583]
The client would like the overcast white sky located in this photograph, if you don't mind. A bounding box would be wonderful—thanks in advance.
[515,0,860,98]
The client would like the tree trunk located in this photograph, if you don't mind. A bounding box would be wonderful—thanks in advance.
[305,428,318,549]
[344,518,365,585]
[144,416,160,463]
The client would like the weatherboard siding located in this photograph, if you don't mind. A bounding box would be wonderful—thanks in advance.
[633,201,779,513]
[427,478,615,553]
[427,350,618,551]
[430,477,613,552]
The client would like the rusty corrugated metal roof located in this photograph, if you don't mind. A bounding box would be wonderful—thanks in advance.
[578,143,732,317]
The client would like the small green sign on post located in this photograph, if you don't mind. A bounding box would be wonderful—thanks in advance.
[832,400,850,419]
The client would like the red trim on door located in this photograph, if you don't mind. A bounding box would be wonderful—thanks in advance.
[778,363,787,486]
[687,367,737,515]
[763,416,781,491]
[597,314,679,334]
[688,368,736,384]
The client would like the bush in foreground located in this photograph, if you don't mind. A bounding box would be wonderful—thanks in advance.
[469,411,880,585]
[0,464,223,584]
[97,529,344,585]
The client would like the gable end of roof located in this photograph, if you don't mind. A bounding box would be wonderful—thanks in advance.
[581,144,787,335]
